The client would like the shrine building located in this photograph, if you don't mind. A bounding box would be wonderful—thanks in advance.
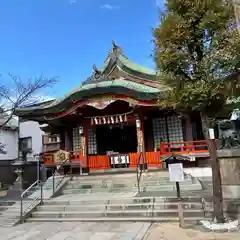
[15,41,209,173]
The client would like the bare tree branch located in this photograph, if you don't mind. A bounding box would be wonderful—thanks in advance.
[0,74,58,128]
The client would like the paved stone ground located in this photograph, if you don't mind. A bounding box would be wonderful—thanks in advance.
[145,223,240,240]
[1,222,240,240]
[0,222,151,240]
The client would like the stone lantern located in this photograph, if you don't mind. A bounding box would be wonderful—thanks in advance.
[12,160,25,191]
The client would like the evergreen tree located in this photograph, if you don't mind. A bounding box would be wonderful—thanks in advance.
[154,0,240,223]
[154,0,240,137]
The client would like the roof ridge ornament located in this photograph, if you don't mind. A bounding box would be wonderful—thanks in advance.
[93,64,102,79]
[112,40,119,50]
[112,40,117,48]
[111,40,122,55]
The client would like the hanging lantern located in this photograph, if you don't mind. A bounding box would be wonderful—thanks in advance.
[136,118,141,128]
[103,117,106,124]
[107,117,110,124]
[79,126,84,135]
[119,115,123,123]
[99,118,102,125]
[91,118,94,125]
[111,116,114,124]
[124,114,127,122]
[115,116,119,123]
[94,117,98,125]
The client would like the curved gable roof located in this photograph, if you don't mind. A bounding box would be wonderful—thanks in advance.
[15,41,168,116]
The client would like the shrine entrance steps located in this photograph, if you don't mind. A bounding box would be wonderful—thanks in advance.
[24,171,213,223]
[63,171,202,194]
[26,195,208,223]
[62,172,202,195]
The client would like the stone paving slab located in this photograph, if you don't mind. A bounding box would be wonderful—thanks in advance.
[0,222,150,240]
[2,221,239,240]
[144,223,240,240]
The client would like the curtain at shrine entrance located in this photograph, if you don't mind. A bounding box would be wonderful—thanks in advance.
[95,124,137,155]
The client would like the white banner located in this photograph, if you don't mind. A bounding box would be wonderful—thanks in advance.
[168,163,184,182]
[110,155,130,165]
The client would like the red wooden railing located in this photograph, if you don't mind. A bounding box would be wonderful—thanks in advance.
[129,152,162,168]
[146,152,162,167]
[69,150,84,163]
[160,140,209,155]
[129,152,139,168]
[88,155,110,170]
[43,154,54,165]
[43,140,210,167]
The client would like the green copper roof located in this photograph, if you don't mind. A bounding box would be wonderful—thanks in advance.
[60,78,162,102]
[15,78,168,115]
[15,42,168,116]
[118,55,156,76]
[83,41,157,84]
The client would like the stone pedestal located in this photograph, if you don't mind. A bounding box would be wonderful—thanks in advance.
[217,149,240,199]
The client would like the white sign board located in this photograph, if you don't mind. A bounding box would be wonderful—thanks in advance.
[208,128,215,139]
[110,155,129,165]
[168,163,184,182]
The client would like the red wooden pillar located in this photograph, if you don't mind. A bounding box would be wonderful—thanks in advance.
[136,115,147,170]
[80,120,89,173]
[64,127,73,151]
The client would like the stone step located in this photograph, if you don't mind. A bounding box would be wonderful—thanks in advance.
[37,202,203,211]
[68,179,174,185]
[0,206,19,212]
[0,201,15,206]
[30,209,204,219]
[71,171,171,179]
[0,215,19,226]
[68,182,190,187]
[68,179,192,187]
[204,201,240,213]
[64,183,195,190]
[0,211,21,217]
[66,178,193,186]
[26,216,208,223]
[43,196,203,205]
[62,184,201,194]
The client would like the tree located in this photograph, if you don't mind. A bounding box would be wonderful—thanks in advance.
[0,75,57,154]
[233,0,240,35]
[154,0,239,135]
[153,0,240,223]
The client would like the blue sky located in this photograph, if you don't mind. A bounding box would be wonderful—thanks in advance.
[0,0,164,98]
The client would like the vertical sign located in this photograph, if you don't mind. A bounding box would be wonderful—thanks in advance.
[168,163,184,182]
[168,162,185,228]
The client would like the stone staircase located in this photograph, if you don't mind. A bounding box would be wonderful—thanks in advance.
[24,171,212,223]
[29,174,69,199]
[62,171,202,195]
[0,174,69,227]
[0,201,20,227]
[26,195,206,223]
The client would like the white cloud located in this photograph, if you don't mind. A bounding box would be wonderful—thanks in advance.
[69,0,77,4]
[156,0,164,8]
[100,4,119,10]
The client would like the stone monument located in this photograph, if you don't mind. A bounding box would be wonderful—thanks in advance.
[217,109,240,198]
